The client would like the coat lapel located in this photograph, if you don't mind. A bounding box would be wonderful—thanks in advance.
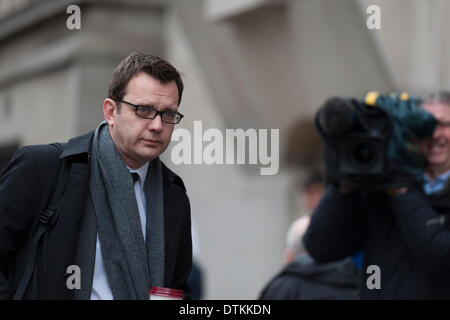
[74,192,97,299]
[162,165,188,286]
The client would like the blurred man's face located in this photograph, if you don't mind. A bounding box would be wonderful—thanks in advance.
[104,72,179,169]
[421,101,450,177]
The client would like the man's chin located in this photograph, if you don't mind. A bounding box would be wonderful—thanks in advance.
[427,158,450,170]
[141,154,159,163]
[139,149,163,162]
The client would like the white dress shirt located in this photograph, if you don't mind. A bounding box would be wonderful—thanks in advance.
[90,162,149,300]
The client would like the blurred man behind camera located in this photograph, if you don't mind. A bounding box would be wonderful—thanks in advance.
[421,92,450,189]
[259,215,360,300]
[304,91,450,299]
[259,173,359,300]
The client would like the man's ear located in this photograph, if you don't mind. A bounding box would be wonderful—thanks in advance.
[103,98,117,126]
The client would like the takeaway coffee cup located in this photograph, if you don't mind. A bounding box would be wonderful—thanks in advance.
[149,287,184,300]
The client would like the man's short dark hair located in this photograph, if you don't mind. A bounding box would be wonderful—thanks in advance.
[424,91,450,105]
[108,52,184,109]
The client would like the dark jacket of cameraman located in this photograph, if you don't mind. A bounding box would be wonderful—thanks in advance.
[303,184,450,299]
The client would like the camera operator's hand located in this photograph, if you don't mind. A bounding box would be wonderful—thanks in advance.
[385,187,408,196]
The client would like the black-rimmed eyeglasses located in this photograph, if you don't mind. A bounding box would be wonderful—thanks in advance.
[116,99,184,124]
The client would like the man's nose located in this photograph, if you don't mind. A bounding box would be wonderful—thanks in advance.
[431,124,445,140]
[147,114,164,132]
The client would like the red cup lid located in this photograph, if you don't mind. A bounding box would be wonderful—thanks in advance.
[149,287,184,299]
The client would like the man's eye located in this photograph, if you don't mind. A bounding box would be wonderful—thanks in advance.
[164,112,176,119]
[137,107,151,114]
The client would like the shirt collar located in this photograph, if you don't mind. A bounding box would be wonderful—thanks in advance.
[127,162,149,188]
[423,169,450,194]
[424,170,450,184]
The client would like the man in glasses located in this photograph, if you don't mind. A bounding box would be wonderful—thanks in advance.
[0,53,192,300]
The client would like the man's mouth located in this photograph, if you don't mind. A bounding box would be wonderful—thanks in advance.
[143,139,162,146]
[428,139,447,153]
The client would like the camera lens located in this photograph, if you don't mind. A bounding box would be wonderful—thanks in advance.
[338,134,384,176]
[354,143,373,164]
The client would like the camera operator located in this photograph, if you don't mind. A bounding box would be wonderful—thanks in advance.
[303,91,450,299]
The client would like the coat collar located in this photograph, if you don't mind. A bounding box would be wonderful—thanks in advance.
[161,162,186,191]
[59,130,94,159]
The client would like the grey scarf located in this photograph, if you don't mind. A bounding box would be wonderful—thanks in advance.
[89,121,165,300]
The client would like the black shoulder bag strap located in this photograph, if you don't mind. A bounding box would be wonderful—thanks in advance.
[12,143,71,300]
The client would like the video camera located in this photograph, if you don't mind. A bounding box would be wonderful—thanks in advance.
[316,92,437,189]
